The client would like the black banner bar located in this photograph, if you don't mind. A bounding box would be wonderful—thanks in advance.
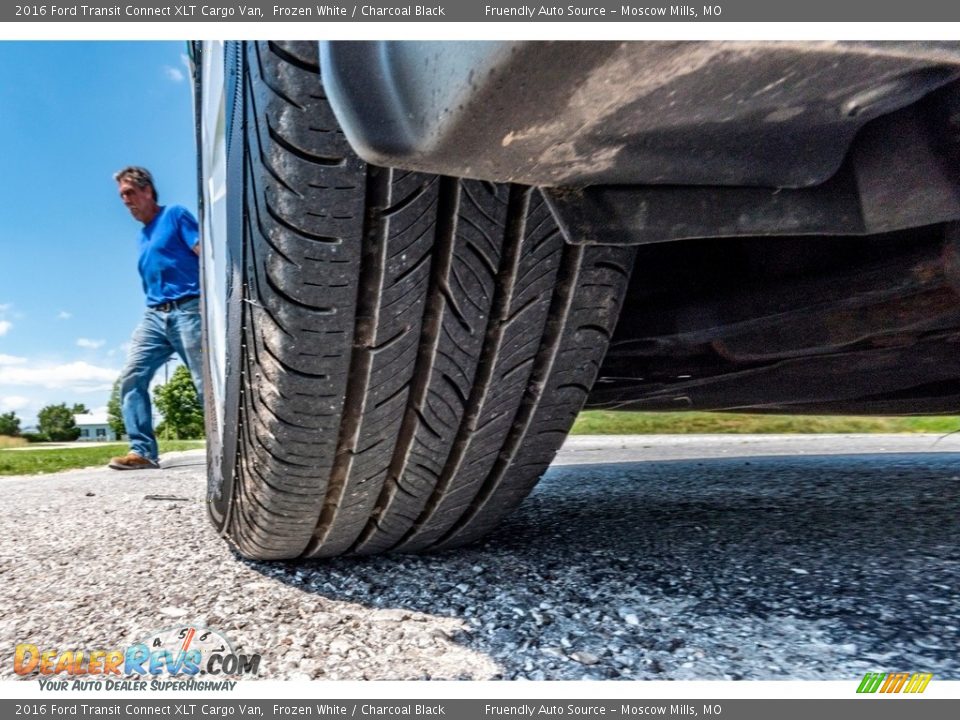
[2,700,959,720]
[5,1,960,22]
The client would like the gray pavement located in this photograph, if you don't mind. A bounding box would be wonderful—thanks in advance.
[1,434,957,681]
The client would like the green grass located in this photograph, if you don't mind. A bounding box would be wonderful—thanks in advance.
[572,411,960,435]
[3,411,958,475]
[0,440,205,476]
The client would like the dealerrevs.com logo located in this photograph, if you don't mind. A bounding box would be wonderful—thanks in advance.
[857,672,933,694]
[15,626,261,691]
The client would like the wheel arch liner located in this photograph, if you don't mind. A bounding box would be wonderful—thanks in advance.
[319,40,960,189]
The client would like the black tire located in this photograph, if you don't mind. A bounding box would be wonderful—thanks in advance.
[205,41,635,560]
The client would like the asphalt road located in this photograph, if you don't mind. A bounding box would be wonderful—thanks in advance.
[1,434,958,681]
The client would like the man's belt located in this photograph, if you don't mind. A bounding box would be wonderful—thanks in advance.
[151,295,200,313]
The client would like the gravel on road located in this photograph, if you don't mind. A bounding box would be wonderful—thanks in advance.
[1,435,958,681]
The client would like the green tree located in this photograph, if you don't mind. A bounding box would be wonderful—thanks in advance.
[153,365,204,440]
[71,403,89,415]
[0,411,21,437]
[37,403,81,442]
[107,378,125,438]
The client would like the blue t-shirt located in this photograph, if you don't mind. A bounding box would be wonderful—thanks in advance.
[137,205,200,307]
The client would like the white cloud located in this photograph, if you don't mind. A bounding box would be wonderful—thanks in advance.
[163,65,185,83]
[0,320,11,336]
[0,354,27,366]
[107,341,132,359]
[0,395,30,412]
[77,338,105,350]
[0,361,119,390]
[58,311,72,320]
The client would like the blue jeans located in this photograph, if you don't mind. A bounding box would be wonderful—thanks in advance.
[120,298,204,461]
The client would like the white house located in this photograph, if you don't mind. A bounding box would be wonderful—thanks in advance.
[74,412,118,442]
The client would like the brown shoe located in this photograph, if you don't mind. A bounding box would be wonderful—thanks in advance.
[108,452,160,471]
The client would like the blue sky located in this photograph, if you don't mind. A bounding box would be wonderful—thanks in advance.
[0,42,197,426]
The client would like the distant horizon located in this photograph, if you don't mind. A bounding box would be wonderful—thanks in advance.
[0,41,196,427]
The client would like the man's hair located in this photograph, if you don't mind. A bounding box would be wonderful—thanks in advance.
[114,166,158,201]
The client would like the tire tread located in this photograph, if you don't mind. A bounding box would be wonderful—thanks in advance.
[217,41,634,559]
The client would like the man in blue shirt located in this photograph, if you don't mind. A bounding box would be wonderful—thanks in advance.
[109,167,203,470]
